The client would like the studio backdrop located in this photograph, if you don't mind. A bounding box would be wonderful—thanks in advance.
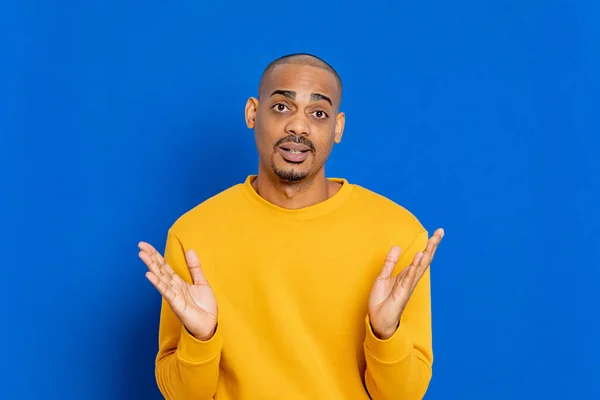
[1,1,598,399]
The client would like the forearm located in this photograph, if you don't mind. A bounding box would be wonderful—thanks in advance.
[156,325,222,400]
[363,317,432,400]
[154,229,221,399]
[364,229,433,399]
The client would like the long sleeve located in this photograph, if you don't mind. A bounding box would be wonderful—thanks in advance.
[154,229,222,400]
[363,230,433,400]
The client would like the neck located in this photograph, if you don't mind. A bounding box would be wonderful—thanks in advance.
[252,167,341,210]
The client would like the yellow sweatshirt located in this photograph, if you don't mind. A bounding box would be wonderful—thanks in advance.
[155,175,433,399]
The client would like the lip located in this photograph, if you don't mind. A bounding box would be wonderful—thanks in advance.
[277,146,311,163]
[279,143,311,152]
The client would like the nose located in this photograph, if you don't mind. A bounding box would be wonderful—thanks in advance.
[285,116,310,136]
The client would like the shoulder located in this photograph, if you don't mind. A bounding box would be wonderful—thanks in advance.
[348,182,428,242]
[352,183,423,225]
[169,183,244,237]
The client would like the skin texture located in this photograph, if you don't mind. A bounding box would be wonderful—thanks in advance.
[138,58,445,342]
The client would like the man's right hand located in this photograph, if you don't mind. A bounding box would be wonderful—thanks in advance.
[138,241,218,341]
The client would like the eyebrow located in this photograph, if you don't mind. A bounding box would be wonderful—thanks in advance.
[270,90,332,106]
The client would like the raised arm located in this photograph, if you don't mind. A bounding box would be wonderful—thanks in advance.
[139,229,221,400]
[364,228,444,400]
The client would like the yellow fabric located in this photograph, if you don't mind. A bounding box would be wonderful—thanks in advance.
[155,175,433,399]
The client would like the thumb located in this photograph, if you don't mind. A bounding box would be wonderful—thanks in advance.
[185,249,207,285]
[377,246,401,280]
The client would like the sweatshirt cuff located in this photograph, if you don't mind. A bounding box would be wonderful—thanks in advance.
[177,324,222,364]
[364,315,413,363]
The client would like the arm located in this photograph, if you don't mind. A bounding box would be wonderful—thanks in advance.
[153,229,222,400]
[364,230,434,400]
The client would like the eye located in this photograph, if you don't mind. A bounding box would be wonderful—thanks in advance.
[312,110,329,120]
[272,103,289,113]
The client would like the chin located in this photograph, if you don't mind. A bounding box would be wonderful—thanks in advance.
[271,162,311,182]
[274,168,310,182]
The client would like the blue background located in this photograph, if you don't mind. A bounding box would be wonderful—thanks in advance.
[1,0,599,399]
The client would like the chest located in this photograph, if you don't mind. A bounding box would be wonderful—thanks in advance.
[201,222,388,323]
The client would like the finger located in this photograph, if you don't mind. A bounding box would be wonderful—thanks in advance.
[139,250,162,278]
[404,252,423,286]
[151,249,171,278]
[139,250,176,292]
[394,261,415,285]
[138,241,160,259]
[428,228,445,261]
[138,241,153,252]
[419,229,444,268]
[138,242,169,276]
[138,241,168,269]
[411,236,440,290]
[400,251,423,281]
[395,251,423,284]
[185,249,208,285]
[145,271,176,302]
[376,246,401,280]
[394,252,423,296]
[149,246,179,286]
[391,266,413,303]
[412,255,431,288]
[161,261,177,278]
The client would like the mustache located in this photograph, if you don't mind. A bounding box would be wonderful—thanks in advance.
[274,135,316,152]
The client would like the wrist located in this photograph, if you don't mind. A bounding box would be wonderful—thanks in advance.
[371,319,400,340]
[188,323,217,342]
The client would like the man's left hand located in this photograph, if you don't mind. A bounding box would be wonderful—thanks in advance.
[368,228,445,340]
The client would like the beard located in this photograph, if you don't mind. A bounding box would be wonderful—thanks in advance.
[271,162,310,182]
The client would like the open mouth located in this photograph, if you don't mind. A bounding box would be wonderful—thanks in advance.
[280,147,310,154]
[277,146,312,163]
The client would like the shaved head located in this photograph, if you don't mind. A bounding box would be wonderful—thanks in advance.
[258,53,343,99]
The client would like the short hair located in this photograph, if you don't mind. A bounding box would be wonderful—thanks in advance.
[259,53,343,96]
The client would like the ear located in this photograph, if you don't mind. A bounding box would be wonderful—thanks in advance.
[245,97,259,129]
[334,112,345,144]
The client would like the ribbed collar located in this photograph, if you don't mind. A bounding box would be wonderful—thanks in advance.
[238,175,355,221]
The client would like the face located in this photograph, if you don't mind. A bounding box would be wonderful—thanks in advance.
[245,64,345,183]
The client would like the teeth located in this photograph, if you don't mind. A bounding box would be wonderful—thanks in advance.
[288,149,302,154]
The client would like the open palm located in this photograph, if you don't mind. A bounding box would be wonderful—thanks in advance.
[369,229,444,339]
[138,242,218,341]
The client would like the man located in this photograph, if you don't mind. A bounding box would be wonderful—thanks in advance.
[138,53,444,400]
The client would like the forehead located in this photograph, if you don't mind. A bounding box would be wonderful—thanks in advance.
[260,64,341,103]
